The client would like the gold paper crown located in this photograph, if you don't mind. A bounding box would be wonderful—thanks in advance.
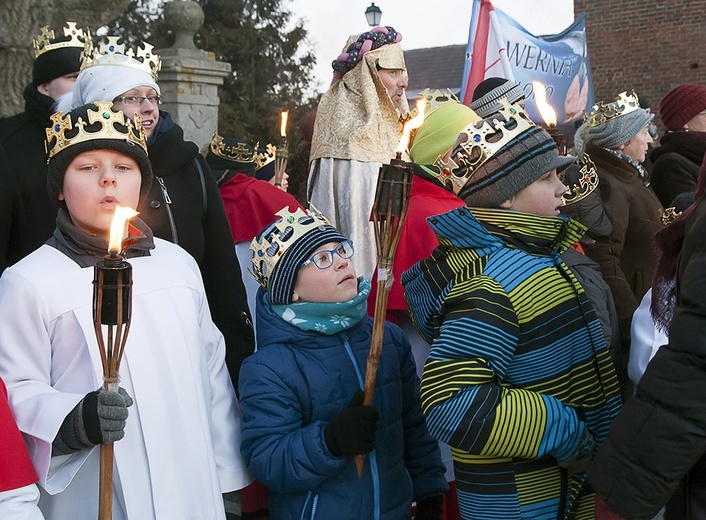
[430,99,535,195]
[584,91,641,128]
[561,153,598,206]
[33,22,91,58]
[209,133,276,171]
[249,205,330,289]
[660,206,682,226]
[417,88,460,118]
[81,36,161,81]
[45,101,147,161]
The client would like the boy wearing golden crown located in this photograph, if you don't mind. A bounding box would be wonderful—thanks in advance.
[55,36,255,393]
[0,22,90,266]
[401,101,622,519]
[238,205,448,519]
[0,102,252,520]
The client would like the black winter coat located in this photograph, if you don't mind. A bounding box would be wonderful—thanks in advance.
[0,84,61,263]
[589,190,706,519]
[0,146,23,272]
[140,120,254,388]
[650,131,706,208]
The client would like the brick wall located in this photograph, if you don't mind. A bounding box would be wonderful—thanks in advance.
[574,0,706,129]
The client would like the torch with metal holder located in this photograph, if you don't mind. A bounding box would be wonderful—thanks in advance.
[355,100,426,478]
[532,80,570,154]
[92,206,137,520]
[273,110,289,188]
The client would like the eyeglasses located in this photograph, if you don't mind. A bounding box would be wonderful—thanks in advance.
[300,240,354,270]
[113,94,163,106]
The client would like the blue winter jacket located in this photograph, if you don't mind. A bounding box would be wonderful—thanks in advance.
[238,289,448,520]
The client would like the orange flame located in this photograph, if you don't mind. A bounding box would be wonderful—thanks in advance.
[395,98,427,155]
[532,81,557,127]
[108,205,139,254]
[280,111,289,138]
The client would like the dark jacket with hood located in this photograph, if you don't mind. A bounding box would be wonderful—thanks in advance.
[139,115,254,389]
[238,288,448,520]
[649,131,706,208]
[589,189,706,519]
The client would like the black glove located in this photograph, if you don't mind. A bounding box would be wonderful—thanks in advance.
[78,387,133,445]
[324,390,379,456]
[557,425,597,475]
[413,495,445,520]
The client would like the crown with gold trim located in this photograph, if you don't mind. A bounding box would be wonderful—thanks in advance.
[584,90,641,128]
[209,133,276,171]
[417,88,460,117]
[561,153,598,206]
[661,206,683,226]
[81,36,161,81]
[33,22,91,58]
[429,99,535,195]
[45,101,147,161]
[248,205,331,289]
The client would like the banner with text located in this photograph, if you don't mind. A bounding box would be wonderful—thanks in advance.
[461,0,594,125]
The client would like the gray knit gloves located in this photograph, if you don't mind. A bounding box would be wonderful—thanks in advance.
[57,388,133,452]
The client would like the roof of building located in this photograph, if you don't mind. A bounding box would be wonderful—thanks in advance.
[404,44,466,99]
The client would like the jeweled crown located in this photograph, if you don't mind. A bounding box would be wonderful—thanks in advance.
[45,101,147,161]
[431,99,535,195]
[417,88,460,117]
[584,91,641,128]
[249,205,331,289]
[33,22,91,58]
[562,153,599,206]
[209,133,276,171]
[81,36,161,81]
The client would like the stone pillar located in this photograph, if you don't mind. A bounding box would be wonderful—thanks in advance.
[158,0,230,151]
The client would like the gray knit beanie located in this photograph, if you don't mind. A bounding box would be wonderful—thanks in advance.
[583,108,654,149]
[470,78,525,118]
[459,125,575,207]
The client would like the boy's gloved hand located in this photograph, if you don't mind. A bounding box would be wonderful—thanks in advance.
[78,387,133,445]
[557,425,597,475]
[324,389,379,456]
[414,495,445,520]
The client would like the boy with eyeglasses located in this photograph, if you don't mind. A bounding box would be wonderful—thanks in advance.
[237,205,448,520]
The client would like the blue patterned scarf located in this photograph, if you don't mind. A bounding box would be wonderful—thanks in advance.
[270,277,371,335]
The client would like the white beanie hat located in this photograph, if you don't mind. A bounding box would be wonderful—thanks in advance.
[55,54,160,113]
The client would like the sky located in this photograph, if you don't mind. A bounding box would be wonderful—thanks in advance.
[287,0,575,96]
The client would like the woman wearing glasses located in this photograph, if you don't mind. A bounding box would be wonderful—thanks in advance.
[56,40,255,401]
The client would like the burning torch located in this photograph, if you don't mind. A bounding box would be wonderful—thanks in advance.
[274,110,289,188]
[356,98,427,477]
[92,205,137,520]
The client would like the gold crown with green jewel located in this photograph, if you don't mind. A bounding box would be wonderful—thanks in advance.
[584,90,641,128]
[429,99,535,195]
[45,101,147,161]
[248,205,331,289]
[81,36,161,81]
[33,22,91,58]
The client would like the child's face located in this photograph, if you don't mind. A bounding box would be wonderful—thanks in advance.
[292,241,358,303]
[499,169,568,217]
[59,149,142,236]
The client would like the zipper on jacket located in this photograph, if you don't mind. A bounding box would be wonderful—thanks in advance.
[156,176,179,244]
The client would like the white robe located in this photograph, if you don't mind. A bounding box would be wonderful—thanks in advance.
[0,240,252,520]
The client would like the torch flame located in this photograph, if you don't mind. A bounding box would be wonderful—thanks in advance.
[280,110,289,138]
[395,98,427,155]
[108,205,139,255]
[532,81,557,127]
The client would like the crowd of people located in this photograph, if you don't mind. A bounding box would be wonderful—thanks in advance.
[1,18,706,520]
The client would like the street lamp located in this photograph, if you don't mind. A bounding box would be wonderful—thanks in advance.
[365,3,382,27]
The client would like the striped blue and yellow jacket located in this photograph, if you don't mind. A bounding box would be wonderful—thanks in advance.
[402,207,622,520]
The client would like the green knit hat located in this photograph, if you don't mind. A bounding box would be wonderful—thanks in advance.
[409,103,480,165]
